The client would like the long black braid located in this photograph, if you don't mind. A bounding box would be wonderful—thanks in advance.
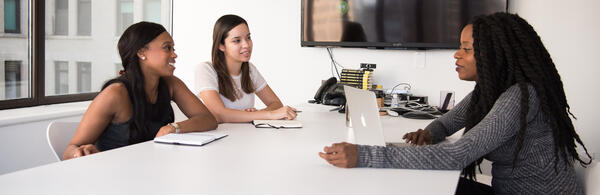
[462,13,592,180]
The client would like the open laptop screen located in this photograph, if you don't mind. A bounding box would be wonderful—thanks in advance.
[344,86,386,146]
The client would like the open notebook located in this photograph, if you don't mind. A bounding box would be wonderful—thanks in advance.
[153,132,228,146]
[252,120,303,129]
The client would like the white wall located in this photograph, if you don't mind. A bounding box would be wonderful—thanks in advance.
[0,101,186,175]
[0,117,82,174]
[174,0,600,156]
[510,0,600,157]
[172,0,475,110]
[0,102,86,174]
[1,0,598,176]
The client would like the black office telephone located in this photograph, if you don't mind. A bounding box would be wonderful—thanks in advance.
[310,77,346,106]
[312,77,337,103]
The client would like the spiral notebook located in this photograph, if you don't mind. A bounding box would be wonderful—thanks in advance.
[252,120,303,129]
[154,132,228,146]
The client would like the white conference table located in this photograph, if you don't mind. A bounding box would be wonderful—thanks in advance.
[0,104,460,195]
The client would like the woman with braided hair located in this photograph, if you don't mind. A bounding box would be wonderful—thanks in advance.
[318,13,592,194]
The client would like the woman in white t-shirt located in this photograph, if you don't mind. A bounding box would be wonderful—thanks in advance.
[195,14,297,123]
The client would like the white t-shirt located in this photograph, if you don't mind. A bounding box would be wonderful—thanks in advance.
[194,61,267,110]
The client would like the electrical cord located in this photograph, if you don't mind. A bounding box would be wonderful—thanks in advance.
[327,48,345,79]
[328,48,340,78]
[390,82,411,94]
[404,101,441,115]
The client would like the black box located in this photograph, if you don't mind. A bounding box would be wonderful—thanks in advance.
[399,94,428,104]
[360,63,376,70]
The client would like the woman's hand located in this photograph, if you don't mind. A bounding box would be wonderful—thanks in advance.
[402,129,432,146]
[155,125,175,138]
[318,142,358,168]
[269,106,297,120]
[68,144,99,159]
[244,108,258,112]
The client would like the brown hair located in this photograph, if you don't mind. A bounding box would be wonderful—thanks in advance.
[211,14,255,101]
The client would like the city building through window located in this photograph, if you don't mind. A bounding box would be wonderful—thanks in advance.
[4,61,22,99]
[77,62,91,93]
[0,0,172,109]
[3,0,21,33]
[54,61,69,95]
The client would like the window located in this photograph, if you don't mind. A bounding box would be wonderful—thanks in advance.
[54,61,69,95]
[77,0,92,36]
[144,0,161,23]
[54,0,68,36]
[4,0,20,33]
[117,0,133,36]
[46,0,172,97]
[0,0,172,110]
[77,62,91,93]
[0,0,29,103]
[3,61,23,99]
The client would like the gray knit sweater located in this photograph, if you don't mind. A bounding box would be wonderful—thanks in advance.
[357,84,582,194]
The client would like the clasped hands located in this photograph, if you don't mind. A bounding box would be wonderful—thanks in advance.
[70,144,99,159]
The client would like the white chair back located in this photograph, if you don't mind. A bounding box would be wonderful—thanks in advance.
[46,121,79,161]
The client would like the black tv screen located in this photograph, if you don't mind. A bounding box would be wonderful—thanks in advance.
[301,0,508,49]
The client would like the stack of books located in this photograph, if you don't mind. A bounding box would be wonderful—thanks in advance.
[340,69,373,90]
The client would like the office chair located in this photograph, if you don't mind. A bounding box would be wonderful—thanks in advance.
[576,160,600,195]
[46,121,79,162]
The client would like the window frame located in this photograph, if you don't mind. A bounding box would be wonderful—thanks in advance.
[0,0,174,110]
[0,1,97,110]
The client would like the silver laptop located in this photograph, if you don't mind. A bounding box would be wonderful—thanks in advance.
[344,86,386,146]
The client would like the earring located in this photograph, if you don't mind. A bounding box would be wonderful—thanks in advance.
[141,56,146,60]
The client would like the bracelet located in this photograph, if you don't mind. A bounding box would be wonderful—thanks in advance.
[169,122,180,134]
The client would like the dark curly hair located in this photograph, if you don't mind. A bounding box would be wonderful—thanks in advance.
[462,12,591,180]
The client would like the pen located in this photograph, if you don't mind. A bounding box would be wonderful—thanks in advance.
[294,110,302,113]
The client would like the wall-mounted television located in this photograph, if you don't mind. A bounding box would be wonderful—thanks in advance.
[301,0,508,49]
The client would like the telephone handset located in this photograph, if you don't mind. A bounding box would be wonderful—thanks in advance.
[322,83,346,106]
[312,77,337,104]
[310,77,346,106]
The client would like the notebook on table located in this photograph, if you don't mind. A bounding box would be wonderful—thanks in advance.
[153,132,228,146]
[252,120,303,129]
